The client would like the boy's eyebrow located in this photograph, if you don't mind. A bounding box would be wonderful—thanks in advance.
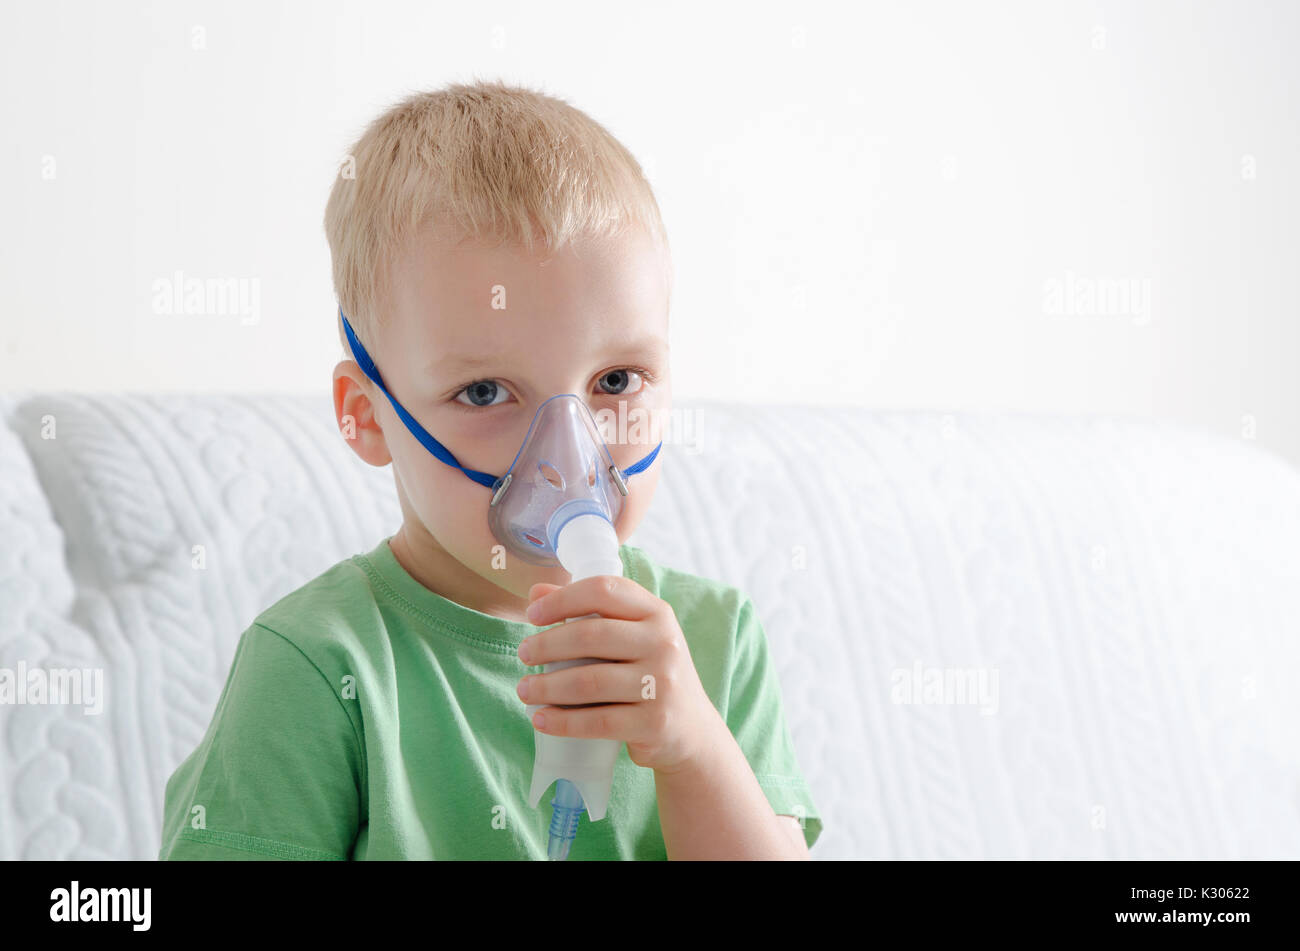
[603,335,669,363]
[425,353,499,376]
[426,337,668,377]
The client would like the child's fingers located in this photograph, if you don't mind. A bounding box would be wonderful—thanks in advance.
[518,661,648,706]
[529,700,651,742]
[527,582,562,603]
[518,617,652,665]
[526,574,663,625]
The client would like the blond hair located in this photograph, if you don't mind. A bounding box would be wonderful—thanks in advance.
[323,79,672,350]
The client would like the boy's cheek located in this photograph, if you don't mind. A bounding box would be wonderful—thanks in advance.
[399,457,559,584]
[613,466,659,541]
[393,447,477,537]
[412,468,491,555]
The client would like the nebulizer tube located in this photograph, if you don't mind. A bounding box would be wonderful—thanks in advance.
[527,510,626,860]
[546,777,586,860]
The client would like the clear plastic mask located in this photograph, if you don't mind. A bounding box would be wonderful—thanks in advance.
[488,393,633,566]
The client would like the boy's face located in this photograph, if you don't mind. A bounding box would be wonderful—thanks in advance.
[334,224,671,608]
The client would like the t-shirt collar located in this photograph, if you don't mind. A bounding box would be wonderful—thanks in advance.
[358,535,553,651]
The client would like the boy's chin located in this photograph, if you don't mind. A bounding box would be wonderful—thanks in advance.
[491,558,592,598]
[516,560,576,585]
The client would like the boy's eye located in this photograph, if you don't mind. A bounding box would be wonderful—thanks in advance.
[455,380,510,407]
[453,369,648,409]
[597,369,644,396]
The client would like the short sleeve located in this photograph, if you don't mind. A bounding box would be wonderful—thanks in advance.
[724,596,823,851]
[158,623,364,860]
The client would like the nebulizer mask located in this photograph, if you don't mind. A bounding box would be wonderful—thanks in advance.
[340,307,661,859]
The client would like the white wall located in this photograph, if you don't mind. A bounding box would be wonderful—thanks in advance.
[3,0,1297,468]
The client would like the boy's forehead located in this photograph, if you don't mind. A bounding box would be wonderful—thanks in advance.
[385,227,669,370]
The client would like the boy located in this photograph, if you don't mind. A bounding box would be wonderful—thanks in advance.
[158,80,821,860]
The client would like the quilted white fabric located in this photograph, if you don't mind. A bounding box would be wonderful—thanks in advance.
[2,392,1298,860]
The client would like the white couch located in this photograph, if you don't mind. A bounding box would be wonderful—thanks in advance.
[2,391,1298,860]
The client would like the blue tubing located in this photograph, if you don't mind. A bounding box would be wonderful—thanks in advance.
[547,779,585,861]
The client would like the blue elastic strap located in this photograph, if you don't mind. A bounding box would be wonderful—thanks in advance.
[341,307,498,488]
[621,438,661,476]
[339,306,661,489]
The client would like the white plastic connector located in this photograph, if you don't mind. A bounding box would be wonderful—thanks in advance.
[554,513,623,582]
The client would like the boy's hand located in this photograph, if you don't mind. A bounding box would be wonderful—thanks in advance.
[517,576,726,775]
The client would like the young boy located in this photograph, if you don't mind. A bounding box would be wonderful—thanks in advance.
[158,80,821,860]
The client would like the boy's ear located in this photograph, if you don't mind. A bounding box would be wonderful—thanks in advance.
[333,361,392,467]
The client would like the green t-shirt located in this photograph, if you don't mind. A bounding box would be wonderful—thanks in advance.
[158,537,822,860]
